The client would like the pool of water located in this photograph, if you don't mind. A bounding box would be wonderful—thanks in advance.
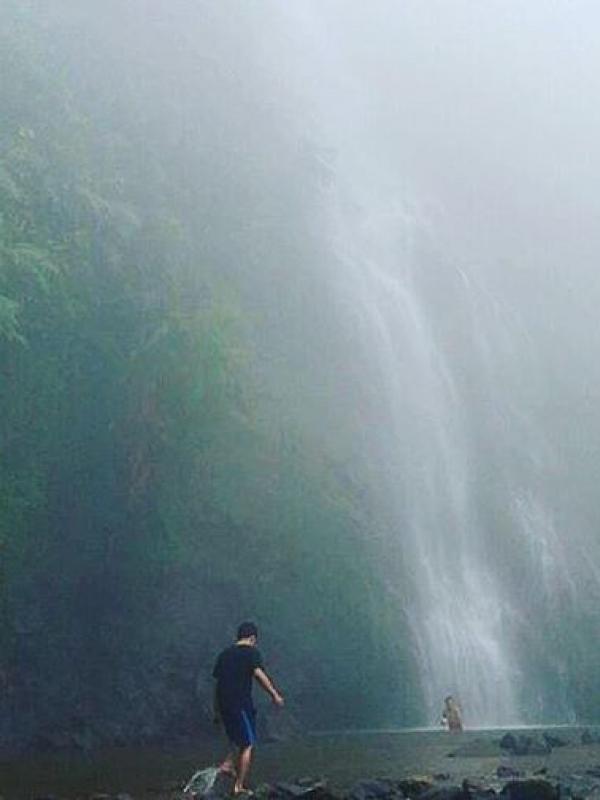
[0,726,596,800]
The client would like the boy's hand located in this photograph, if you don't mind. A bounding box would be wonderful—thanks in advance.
[272,691,285,707]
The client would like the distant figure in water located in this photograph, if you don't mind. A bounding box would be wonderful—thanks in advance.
[213,621,284,795]
[441,695,463,732]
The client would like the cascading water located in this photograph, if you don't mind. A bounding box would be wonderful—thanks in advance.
[326,200,522,726]
[274,0,600,727]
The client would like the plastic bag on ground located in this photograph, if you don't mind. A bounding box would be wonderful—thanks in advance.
[183,765,221,797]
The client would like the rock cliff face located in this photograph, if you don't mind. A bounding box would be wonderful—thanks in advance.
[0,2,417,753]
[5,1,600,752]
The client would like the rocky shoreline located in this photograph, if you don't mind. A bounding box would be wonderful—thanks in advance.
[247,772,598,800]
[194,730,600,800]
[3,728,600,800]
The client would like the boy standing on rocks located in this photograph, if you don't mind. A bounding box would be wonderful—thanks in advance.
[213,621,284,795]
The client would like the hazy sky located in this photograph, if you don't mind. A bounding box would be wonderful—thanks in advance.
[220,2,589,277]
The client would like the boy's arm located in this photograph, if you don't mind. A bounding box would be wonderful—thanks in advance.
[253,667,284,706]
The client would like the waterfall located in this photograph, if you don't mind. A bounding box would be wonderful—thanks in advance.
[325,198,524,725]
[275,0,600,727]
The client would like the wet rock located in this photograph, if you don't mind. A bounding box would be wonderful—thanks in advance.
[500,779,558,800]
[555,784,578,799]
[543,733,568,749]
[499,734,551,756]
[585,767,600,779]
[419,786,467,800]
[581,730,600,745]
[468,790,497,800]
[500,735,518,752]
[270,780,337,800]
[497,768,521,781]
[347,778,398,800]
[463,779,496,798]
[398,777,434,797]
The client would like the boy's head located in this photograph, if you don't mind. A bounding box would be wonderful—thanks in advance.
[237,621,258,642]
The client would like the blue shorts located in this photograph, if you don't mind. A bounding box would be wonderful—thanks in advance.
[221,707,257,748]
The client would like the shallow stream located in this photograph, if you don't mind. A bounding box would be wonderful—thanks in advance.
[2,727,598,800]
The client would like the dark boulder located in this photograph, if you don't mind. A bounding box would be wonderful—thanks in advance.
[584,766,600,779]
[346,779,399,800]
[497,768,521,781]
[468,790,497,800]
[542,733,568,749]
[398,778,434,797]
[419,787,467,800]
[581,729,600,745]
[499,735,551,756]
[268,780,337,800]
[500,735,518,751]
[500,780,558,800]
[463,780,497,799]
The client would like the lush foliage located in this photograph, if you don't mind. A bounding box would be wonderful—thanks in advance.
[0,2,419,748]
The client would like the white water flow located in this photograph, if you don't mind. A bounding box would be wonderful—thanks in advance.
[274,1,600,726]
[330,202,524,726]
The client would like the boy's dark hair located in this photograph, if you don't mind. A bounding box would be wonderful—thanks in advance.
[237,621,258,640]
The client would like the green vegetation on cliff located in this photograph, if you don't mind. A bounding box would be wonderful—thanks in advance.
[0,2,417,748]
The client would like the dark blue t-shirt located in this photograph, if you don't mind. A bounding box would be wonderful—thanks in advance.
[213,644,263,713]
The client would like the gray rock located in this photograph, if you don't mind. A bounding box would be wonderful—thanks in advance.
[543,733,568,749]
[500,780,558,800]
[497,768,521,781]
[463,780,496,798]
[398,778,434,797]
[448,739,503,758]
[347,779,398,800]
[499,734,551,756]
[419,787,466,800]
[500,735,518,751]
[271,780,336,800]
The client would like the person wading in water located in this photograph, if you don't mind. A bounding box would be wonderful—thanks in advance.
[441,695,463,732]
[213,622,284,795]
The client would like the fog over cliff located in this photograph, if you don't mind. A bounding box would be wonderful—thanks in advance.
[1,1,600,749]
